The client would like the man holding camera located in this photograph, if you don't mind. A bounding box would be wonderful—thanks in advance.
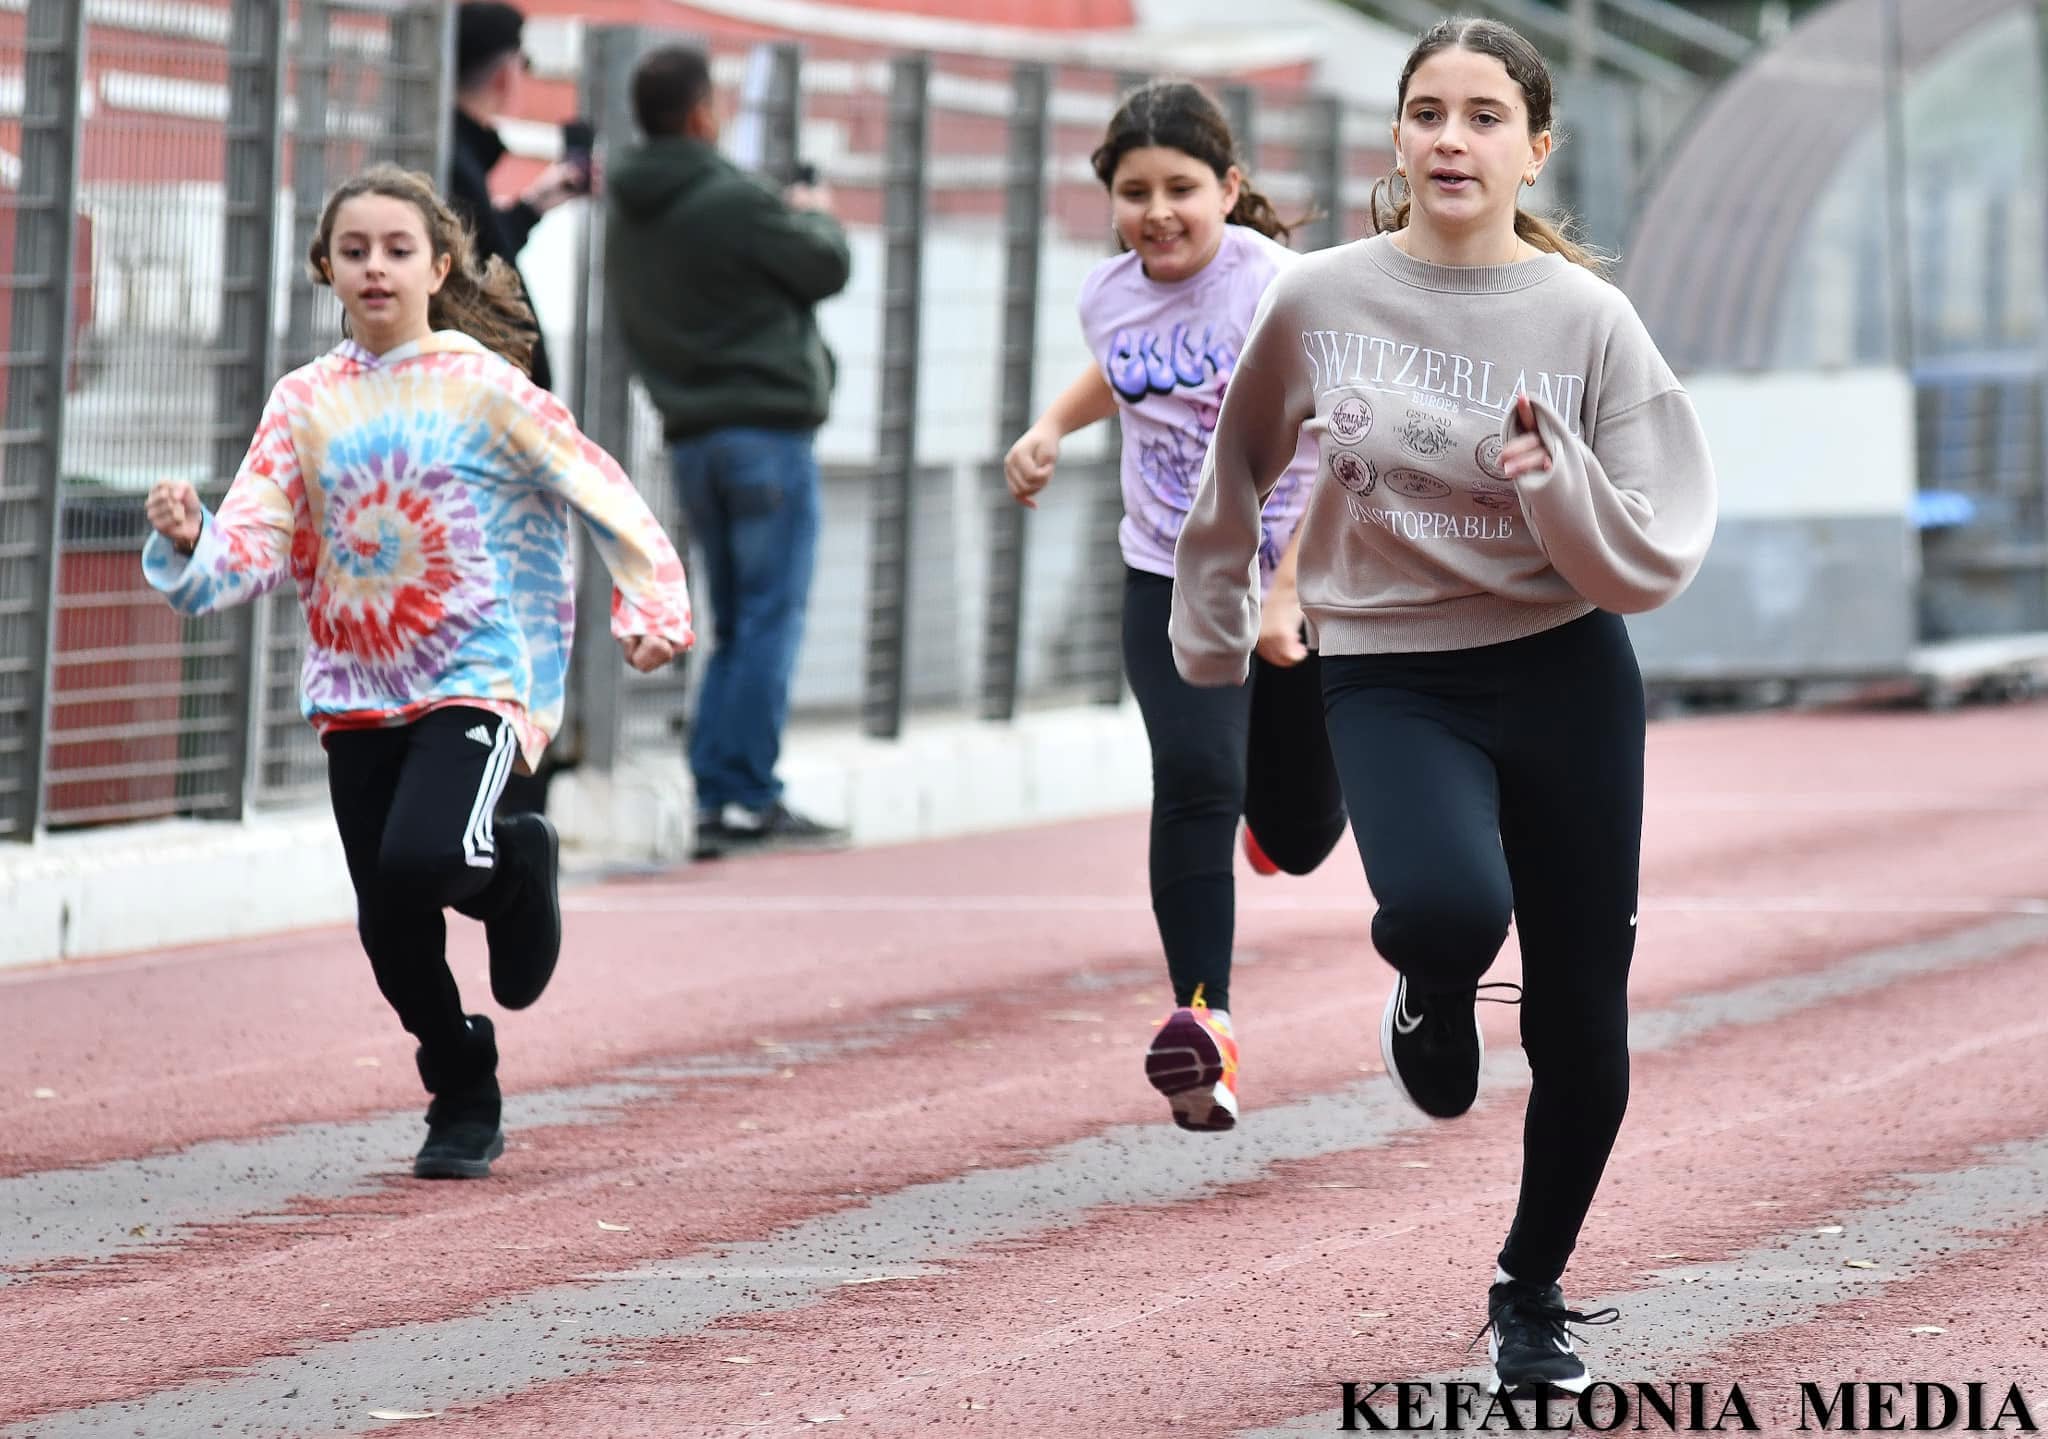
[606,45,852,857]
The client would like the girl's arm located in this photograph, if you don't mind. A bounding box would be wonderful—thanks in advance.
[1004,362,1118,509]
[1498,322,1717,614]
[509,388,695,655]
[142,390,298,615]
[1169,282,1314,686]
[1255,523,1309,667]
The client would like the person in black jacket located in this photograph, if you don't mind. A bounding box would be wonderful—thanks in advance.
[607,45,853,856]
[451,1,591,818]
[447,0,585,395]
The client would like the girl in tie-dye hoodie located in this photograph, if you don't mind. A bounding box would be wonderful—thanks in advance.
[142,165,694,1181]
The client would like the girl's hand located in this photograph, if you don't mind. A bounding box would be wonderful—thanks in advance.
[145,480,202,553]
[1498,393,1553,479]
[620,635,675,673]
[1255,588,1309,667]
[1004,424,1059,509]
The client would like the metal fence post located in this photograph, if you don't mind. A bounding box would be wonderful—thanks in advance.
[759,41,802,184]
[0,0,86,839]
[565,23,654,775]
[863,54,928,741]
[1221,82,1256,167]
[211,0,289,818]
[283,0,330,372]
[1302,92,1344,252]
[979,61,1048,723]
[388,0,453,184]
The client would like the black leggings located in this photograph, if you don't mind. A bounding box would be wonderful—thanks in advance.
[1321,611,1643,1286]
[1122,568,1347,1014]
[326,707,521,1055]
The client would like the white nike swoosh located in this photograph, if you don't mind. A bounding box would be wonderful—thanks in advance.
[1628,913,1638,927]
[1393,981,1424,1035]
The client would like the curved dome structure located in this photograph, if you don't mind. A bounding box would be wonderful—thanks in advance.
[1622,0,2030,372]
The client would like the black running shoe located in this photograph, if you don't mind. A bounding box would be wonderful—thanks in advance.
[718,800,849,851]
[486,813,562,1010]
[1379,975,1517,1118]
[1483,1278,1619,1395]
[414,1016,505,1180]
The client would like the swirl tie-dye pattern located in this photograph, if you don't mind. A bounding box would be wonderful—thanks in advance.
[143,333,693,769]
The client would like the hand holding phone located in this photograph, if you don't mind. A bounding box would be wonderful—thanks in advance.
[561,119,595,196]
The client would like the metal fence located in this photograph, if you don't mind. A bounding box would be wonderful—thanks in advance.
[563,28,1402,772]
[0,0,446,839]
[4,4,2037,840]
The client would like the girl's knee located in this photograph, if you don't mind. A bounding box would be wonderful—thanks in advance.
[1151,738,1246,812]
[1371,888,1511,987]
[375,836,481,910]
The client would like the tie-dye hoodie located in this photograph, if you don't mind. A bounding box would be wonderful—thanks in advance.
[142,332,693,770]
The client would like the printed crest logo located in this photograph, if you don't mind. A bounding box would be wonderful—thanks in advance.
[1331,450,1377,496]
[1329,396,1373,444]
[1398,410,1454,460]
[1385,469,1452,501]
[1475,434,1511,481]
[1468,485,1515,512]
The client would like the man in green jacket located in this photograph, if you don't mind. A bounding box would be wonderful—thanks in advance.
[607,45,853,855]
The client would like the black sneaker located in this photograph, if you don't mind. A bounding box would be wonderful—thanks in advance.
[691,809,731,861]
[414,1016,505,1180]
[1380,975,1478,1117]
[1482,1278,1619,1395]
[718,800,849,851]
[485,813,561,1010]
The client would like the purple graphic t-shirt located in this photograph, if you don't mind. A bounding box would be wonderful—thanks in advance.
[1079,224,1316,590]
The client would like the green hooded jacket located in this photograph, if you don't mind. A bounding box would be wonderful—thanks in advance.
[605,137,852,440]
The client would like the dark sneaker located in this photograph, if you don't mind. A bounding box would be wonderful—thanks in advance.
[1379,974,1483,1118]
[1378,976,1520,1118]
[1483,1278,1619,1395]
[718,800,849,851]
[486,813,561,1010]
[414,1016,505,1180]
[691,809,729,861]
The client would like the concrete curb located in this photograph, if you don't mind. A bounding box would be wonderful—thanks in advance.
[0,702,1152,971]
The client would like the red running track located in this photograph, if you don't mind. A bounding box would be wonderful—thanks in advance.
[3,706,2047,1437]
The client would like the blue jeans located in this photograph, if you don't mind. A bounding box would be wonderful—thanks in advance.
[670,427,822,814]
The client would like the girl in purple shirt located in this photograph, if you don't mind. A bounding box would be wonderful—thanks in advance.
[1003,81,1346,1134]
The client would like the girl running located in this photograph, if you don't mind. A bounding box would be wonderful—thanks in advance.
[1170,19,1716,1395]
[142,164,693,1181]
[1004,80,1347,1135]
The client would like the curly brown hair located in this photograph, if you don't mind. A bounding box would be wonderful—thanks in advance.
[308,163,538,373]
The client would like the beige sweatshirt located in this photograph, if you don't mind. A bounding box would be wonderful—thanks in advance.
[1169,233,1717,686]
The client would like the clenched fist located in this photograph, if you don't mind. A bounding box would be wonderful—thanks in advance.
[620,634,676,673]
[145,480,202,553]
[1004,424,1059,509]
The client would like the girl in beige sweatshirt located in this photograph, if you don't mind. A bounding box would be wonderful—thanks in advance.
[1170,18,1716,1398]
